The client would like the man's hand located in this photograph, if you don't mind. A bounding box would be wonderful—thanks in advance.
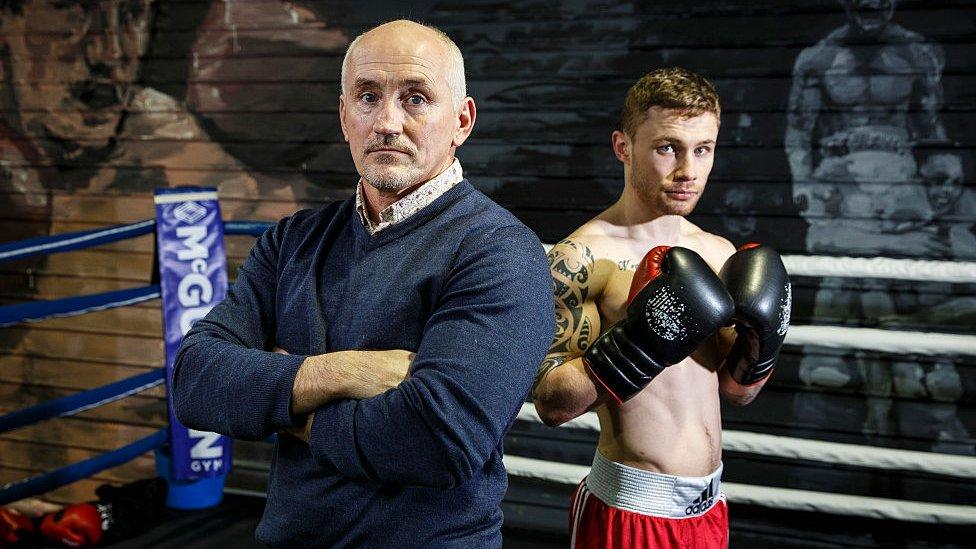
[324,349,415,401]
[283,414,314,443]
[289,349,415,416]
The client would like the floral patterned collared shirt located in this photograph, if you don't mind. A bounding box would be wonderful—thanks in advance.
[355,159,464,235]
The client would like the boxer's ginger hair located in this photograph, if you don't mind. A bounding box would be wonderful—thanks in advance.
[621,67,721,137]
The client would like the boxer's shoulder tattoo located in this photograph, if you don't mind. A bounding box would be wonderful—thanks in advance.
[534,239,598,387]
[548,239,595,344]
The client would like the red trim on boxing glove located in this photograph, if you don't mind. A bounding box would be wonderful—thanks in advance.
[582,357,625,406]
[627,245,670,304]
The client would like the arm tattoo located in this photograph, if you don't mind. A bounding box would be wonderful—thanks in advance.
[549,239,594,353]
[534,354,567,387]
[534,239,596,386]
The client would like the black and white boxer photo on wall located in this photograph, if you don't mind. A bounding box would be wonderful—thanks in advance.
[786,0,974,454]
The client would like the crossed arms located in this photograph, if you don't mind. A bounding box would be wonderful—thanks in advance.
[172,217,554,488]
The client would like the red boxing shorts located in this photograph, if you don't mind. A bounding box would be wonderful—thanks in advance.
[569,452,729,549]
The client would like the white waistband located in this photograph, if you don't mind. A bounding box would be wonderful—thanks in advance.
[585,451,723,518]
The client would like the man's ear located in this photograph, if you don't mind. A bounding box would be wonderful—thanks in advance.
[612,130,631,165]
[338,95,349,142]
[452,97,477,148]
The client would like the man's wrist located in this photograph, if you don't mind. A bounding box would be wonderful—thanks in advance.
[291,352,349,415]
[289,349,411,415]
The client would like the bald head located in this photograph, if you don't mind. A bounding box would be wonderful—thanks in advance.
[341,20,467,108]
[337,19,477,195]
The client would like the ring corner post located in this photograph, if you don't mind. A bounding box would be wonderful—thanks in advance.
[153,186,232,510]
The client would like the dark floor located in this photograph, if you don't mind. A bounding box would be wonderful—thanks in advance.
[105,493,969,548]
[105,494,566,549]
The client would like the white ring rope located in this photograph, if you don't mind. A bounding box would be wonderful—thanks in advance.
[540,244,976,284]
[721,430,976,479]
[516,404,976,480]
[782,255,976,284]
[786,325,976,356]
[502,455,976,525]
[153,191,219,204]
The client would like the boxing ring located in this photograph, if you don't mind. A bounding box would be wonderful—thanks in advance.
[1,197,973,532]
[0,202,270,508]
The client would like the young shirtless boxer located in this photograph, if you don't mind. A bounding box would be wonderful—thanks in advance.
[532,67,791,548]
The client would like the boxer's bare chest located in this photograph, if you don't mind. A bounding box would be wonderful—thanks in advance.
[593,250,726,474]
[594,238,713,326]
[596,257,642,325]
[576,221,727,472]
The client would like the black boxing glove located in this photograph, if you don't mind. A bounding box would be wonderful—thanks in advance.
[583,246,735,403]
[91,477,166,542]
[720,243,792,385]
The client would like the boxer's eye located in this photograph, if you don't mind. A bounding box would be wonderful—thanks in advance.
[405,94,427,106]
[360,92,378,103]
[656,144,675,154]
[695,146,712,156]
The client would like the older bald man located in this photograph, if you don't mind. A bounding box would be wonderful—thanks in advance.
[172,20,554,548]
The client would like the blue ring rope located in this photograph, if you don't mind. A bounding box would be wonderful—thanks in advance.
[0,220,156,263]
[0,216,270,502]
[0,285,161,328]
[224,220,273,237]
[0,429,168,506]
[0,369,165,435]
[0,219,270,264]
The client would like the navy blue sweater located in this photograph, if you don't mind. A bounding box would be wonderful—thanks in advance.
[172,180,554,548]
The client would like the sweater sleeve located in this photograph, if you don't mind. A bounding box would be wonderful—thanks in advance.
[307,225,555,488]
[172,218,306,440]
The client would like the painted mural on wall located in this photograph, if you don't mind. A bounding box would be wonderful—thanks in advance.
[785,0,973,453]
[0,0,972,494]
[0,0,158,198]
[0,0,359,224]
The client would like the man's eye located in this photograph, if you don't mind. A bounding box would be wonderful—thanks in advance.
[406,95,426,105]
[657,144,674,154]
[695,146,711,156]
[361,92,377,103]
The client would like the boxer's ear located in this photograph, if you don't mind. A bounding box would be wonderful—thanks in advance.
[611,130,631,165]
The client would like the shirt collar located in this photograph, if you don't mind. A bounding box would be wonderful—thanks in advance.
[356,159,464,235]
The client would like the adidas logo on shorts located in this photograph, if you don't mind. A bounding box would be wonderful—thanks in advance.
[684,479,716,516]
